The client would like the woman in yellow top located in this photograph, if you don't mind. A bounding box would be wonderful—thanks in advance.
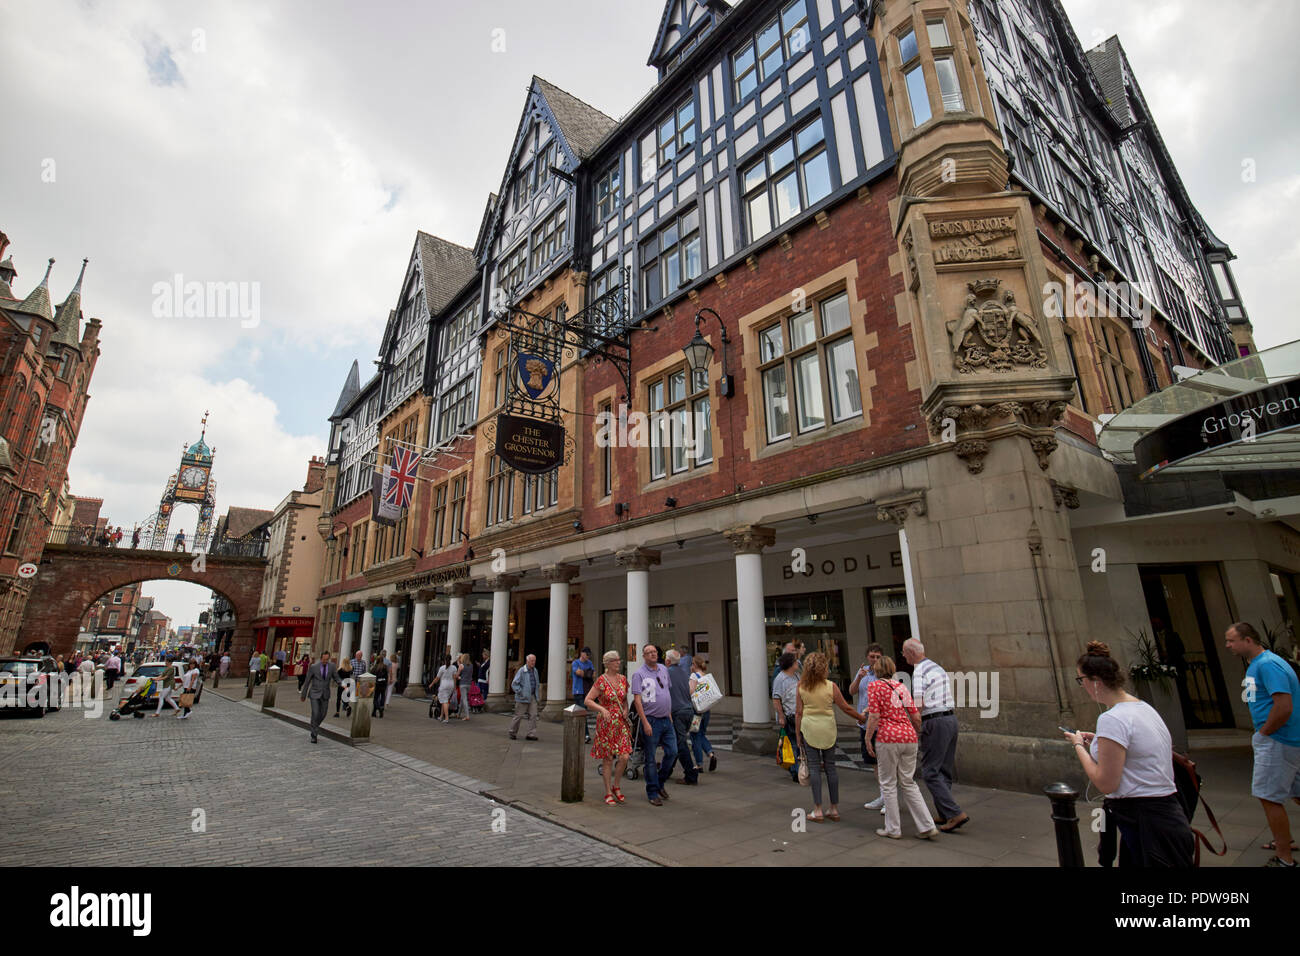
[796,652,865,822]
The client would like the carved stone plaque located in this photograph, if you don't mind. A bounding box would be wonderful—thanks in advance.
[947,277,1048,373]
[929,216,1020,264]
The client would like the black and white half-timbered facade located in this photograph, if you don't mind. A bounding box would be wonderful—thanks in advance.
[967,0,1249,368]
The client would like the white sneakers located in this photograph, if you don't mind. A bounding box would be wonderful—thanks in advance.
[864,795,885,811]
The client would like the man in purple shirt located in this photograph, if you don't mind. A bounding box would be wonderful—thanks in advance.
[631,644,678,806]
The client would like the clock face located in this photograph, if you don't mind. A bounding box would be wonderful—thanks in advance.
[181,466,207,488]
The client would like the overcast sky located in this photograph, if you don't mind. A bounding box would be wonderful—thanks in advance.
[3,1,1294,628]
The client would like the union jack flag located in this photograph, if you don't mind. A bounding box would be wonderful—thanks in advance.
[383,445,419,509]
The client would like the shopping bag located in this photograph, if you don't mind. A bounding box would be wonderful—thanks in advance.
[178,691,196,708]
[776,729,796,768]
[690,673,723,712]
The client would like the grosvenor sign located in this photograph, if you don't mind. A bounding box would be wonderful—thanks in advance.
[496,412,564,474]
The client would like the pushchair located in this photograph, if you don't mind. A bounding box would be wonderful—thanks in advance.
[109,677,155,720]
[467,684,486,713]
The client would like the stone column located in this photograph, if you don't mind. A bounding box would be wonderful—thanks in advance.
[405,590,433,697]
[338,607,357,662]
[542,564,580,721]
[723,526,776,754]
[382,595,400,656]
[446,581,474,663]
[616,548,661,663]
[485,574,519,712]
[359,600,378,660]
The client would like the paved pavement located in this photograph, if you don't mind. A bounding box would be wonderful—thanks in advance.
[0,692,646,867]
[213,678,1296,867]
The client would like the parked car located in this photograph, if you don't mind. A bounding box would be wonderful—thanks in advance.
[116,661,203,710]
[0,656,58,716]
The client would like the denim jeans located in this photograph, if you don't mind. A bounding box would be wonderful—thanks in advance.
[672,709,699,783]
[690,710,713,766]
[642,714,678,799]
[804,744,839,808]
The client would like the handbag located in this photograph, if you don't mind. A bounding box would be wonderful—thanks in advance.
[179,691,195,708]
[690,673,723,712]
[689,714,702,734]
[797,745,810,786]
[776,728,796,768]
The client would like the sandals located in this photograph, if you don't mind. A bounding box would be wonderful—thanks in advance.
[604,794,617,806]
[612,788,625,804]
[826,811,841,822]
[1262,840,1300,851]
[809,812,826,824]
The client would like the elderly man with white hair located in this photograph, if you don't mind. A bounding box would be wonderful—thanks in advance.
[902,638,969,832]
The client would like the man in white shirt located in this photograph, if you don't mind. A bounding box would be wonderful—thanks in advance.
[903,638,968,832]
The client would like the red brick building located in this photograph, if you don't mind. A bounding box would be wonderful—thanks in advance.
[0,232,101,653]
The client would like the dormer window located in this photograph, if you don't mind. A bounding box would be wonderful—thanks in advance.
[731,1,810,105]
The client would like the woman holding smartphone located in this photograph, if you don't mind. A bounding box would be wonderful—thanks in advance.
[1062,641,1193,867]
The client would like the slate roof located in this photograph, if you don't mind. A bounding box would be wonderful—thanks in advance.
[52,258,87,348]
[415,232,478,315]
[222,506,273,539]
[1084,37,1134,128]
[533,76,617,161]
[330,359,361,420]
[7,258,55,321]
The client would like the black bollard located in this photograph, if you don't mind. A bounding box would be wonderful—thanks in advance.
[1043,782,1084,868]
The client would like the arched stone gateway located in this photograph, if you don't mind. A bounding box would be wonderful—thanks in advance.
[16,541,265,675]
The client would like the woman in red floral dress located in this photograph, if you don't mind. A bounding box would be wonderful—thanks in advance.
[584,650,632,804]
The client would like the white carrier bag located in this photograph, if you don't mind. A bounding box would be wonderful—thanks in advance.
[690,673,723,712]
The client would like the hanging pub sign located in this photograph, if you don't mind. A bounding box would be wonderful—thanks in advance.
[496,413,564,474]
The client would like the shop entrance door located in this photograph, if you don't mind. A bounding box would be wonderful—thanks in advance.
[523,598,550,669]
[1140,565,1233,728]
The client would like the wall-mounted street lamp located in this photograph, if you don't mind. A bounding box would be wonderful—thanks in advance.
[684,307,735,398]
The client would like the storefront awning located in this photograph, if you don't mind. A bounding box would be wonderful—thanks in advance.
[1098,339,1300,478]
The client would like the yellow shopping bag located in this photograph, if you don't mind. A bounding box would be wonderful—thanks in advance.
[776,729,796,768]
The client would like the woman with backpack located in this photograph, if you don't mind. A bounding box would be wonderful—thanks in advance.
[1063,641,1194,867]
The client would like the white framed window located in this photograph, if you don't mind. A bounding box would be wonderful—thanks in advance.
[641,207,702,308]
[647,365,712,480]
[741,116,832,241]
[757,291,861,444]
[731,1,811,104]
[594,163,620,223]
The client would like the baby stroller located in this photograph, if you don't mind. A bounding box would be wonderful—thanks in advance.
[109,677,155,720]
[467,684,486,713]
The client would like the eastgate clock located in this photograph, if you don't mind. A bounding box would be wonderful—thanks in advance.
[181,466,207,488]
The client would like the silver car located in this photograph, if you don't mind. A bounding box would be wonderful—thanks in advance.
[117,661,203,709]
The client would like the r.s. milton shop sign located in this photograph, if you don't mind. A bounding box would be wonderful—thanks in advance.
[496,412,564,474]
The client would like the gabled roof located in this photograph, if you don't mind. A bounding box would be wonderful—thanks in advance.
[648,0,729,70]
[415,231,478,315]
[532,76,617,161]
[330,360,361,420]
[1084,37,1134,128]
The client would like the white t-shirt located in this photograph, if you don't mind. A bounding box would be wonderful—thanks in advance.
[1090,700,1176,798]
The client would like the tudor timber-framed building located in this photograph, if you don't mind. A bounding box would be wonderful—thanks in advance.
[313,0,1292,790]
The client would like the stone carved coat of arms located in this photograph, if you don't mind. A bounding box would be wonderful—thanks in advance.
[948,278,1048,373]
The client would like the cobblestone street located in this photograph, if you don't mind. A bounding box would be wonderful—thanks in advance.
[0,694,646,867]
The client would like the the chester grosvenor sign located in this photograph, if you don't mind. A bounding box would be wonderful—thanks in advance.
[395,564,470,592]
[495,412,564,474]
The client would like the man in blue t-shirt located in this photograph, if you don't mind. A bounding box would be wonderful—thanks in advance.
[1226,622,1300,868]
[571,647,595,743]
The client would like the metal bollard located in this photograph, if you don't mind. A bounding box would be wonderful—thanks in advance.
[561,704,586,803]
[1043,782,1085,868]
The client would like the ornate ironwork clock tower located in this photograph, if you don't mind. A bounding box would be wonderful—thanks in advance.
[145,412,218,550]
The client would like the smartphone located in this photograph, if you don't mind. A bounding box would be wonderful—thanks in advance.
[1058,725,1075,734]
